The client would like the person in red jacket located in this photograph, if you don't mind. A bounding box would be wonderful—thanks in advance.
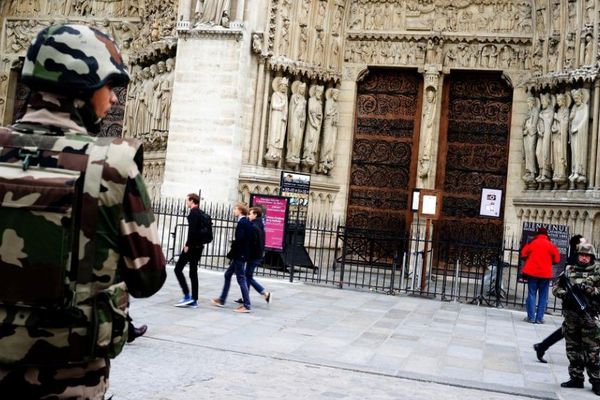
[521,227,561,323]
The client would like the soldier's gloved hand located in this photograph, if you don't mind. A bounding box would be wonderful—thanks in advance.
[581,284,596,296]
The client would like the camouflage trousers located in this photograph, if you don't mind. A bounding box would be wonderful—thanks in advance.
[0,358,109,399]
[563,310,600,383]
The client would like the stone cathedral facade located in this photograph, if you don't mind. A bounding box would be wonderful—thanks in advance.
[1,0,600,246]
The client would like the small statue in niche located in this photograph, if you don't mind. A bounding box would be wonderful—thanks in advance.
[551,92,571,187]
[522,95,540,182]
[301,85,324,170]
[265,77,289,165]
[286,81,307,168]
[318,88,340,174]
[535,93,555,184]
[569,88,590,185]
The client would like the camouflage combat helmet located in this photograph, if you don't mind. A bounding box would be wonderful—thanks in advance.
[21,24,129,94]
[577,243,596,257]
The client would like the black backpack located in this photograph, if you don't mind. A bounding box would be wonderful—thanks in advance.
[198,211,213,244]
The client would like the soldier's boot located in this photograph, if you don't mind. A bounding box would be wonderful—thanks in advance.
[560,378,584,388]
[592,382,600,396]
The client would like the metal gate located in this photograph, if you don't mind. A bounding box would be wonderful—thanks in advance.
[435,71,512,272]
[347,68,422,234]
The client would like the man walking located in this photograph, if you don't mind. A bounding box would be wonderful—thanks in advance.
[521,227,560,323]
[236,206,271,305]
[175,193,210,308]
[212,203,253,312]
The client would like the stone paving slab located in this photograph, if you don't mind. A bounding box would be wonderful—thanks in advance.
[107,267,599,399]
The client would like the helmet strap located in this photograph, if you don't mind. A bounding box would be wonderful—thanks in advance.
[73,98,102,134]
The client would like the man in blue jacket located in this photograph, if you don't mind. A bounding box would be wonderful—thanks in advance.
[212,203,253,312]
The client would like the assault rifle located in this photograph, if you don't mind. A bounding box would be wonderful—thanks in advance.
[557,273,590,315]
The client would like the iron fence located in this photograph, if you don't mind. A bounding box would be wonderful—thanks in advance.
[152,198,561,312]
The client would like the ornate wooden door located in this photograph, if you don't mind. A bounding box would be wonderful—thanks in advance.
[347,69,422,233]
[436,71,512,267]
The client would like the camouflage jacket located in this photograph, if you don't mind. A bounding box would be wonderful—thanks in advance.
[553,261,600,314]
[0,93,166,397]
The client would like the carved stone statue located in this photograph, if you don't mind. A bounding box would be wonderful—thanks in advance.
[535,93,554,183]
[160,58,175,132]
[298,26,308,61]
[197,0,231,26]
[279,18,290,54]
[551,92,570,186]
[419,87,437,179]
[286,81,307,168]
[319,88,340,174]
[135,67,152,137]
[125,65,142,137]
[314,31,325,66]
[301,85,324,170]
[265,77,289,165]
[569,88,590,185]
[522,95,540,182]
[150,64,162,133]
[581,34,594,65]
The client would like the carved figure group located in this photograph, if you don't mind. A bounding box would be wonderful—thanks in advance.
[195,0,231,26]
[522,89,591,189]
[347,1,532,34]
[264,77,339,174]
[124,58,175,140]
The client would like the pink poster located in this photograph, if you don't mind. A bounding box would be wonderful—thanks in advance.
[252,195,288,251]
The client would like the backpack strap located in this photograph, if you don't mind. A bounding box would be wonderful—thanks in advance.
[74,137,113,288]
[75,138,142,285]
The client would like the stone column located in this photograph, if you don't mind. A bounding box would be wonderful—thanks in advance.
[330,64,367,217]
[416,66,442,190]
[257,69,272,166]
[593,80,600,187]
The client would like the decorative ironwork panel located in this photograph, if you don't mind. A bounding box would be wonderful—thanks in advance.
[436,71,512,269]
[347,69,421,232]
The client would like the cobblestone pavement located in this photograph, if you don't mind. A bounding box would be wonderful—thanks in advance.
[107,268,594,400]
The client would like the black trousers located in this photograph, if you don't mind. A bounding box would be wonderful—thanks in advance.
[538,327,564,351]
[174,246,203,300]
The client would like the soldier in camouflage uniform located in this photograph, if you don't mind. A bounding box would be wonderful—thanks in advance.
[553,243,600,396]
[0,24,166,399]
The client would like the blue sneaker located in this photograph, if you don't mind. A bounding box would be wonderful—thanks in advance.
[174,295,193,307]
[188,301,198,309]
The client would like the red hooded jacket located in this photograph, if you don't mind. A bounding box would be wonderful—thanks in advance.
[521,234,560,279]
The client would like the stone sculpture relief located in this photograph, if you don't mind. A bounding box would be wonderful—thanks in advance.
[569,88,590,185]
[319,88,339,175]
[265,77,289,166]
[522,96,540,183]
[522,86,593,191]
[196,0,231,26]
[286,81,307,168]
[584,0,595,25]
[301,85,324,171]
[345,39,526,71]
[535,93,555,184]
[346,0,532,34]
[551,92,570,187]
[124,58,176,140]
